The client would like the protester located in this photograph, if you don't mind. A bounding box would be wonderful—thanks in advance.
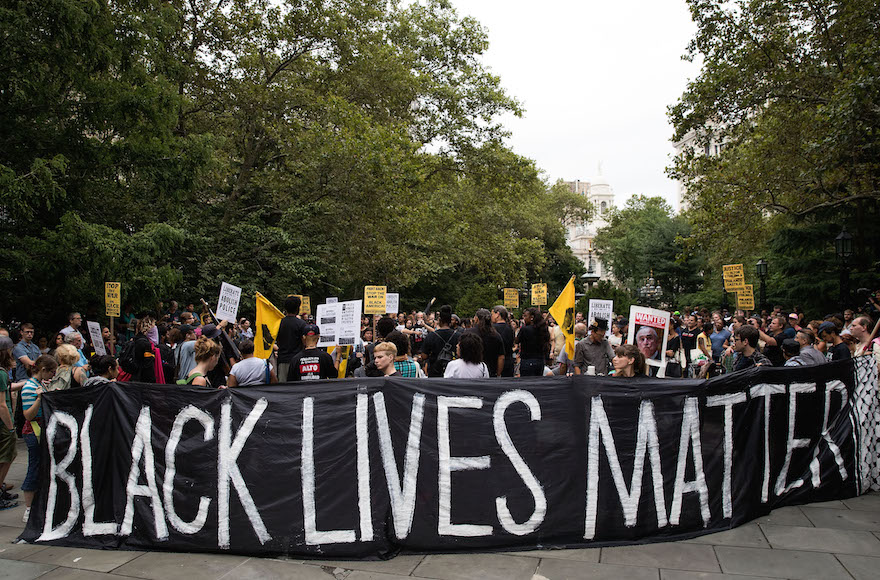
[13,323,41,382]
[818,320,851,361]
[288,325,336,381]
[492,306,515,377]
[386,331,422,377]
[850,316,878,357]
[175,325,198,382]
[373,342,401,376]
[573,318,614,375]
[731,325,771,371]
[758,316,787,366]
[420,305,459,377]
[794,329,826,366]
[21,354,58,522]
[48,332,65,358]
[709,312,732,362]
[83,355,119,387]
[696,322,713,361]
[49,344,87,390]
[0,337,19,509]
[132,316,160,383]
[516,307,551,377]
[679,315,699,371]
[556,322,587,374]
[59,312,83,337]
[782,339,807,367]
[276,295,307,382]
[469,308,505,377]
[178,336,222,387]
[444,332,489,378]
[665,320,684,377]
[610,344,645,377]
[228,340,277,386]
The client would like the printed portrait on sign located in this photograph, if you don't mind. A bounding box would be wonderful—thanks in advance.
[627,306,671,377]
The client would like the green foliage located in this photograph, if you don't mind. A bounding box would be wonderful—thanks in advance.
[454,283,500,319]
[575,281,634,320]
[669,0,880,271]
[593,196,704,305]
[0,0,582,329]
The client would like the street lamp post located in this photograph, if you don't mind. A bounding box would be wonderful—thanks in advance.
[835,228,853,310]
[755,258,768,313]
[639,270,663,307]
[581,249,600,293]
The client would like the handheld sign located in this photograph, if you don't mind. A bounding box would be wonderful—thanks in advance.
[364,286,387,315]
[385,293,400,315]
[723,263,746,291]
[737,284,755,310]
[326,297,338,304]
[86,321,106,356]
[504,288,519,309]
[531,283,547,306]
[628,306,671,378]
[316,302,340,347]
[216,282,242,322]
[105,282,121,317]
[300,296,311,315]
[587,299,614,325]
[337,300,363,346]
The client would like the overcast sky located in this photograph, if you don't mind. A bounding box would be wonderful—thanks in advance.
[460,0,701,211]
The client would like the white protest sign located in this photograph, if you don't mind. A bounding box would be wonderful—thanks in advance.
[628,306,671,378]
[385,293,400,314]
[337,300,363,347]
[216,282,242,322]
[326,297,338,304]
[316,302,341,348]
[86,321,106,356]
[587,299,614,326]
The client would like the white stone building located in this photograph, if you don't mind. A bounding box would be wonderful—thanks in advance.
[563,170,615,282]
[672,127,726,212]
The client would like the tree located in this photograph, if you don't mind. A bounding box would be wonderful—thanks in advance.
[593,196,704,305]
[669,0,880,267]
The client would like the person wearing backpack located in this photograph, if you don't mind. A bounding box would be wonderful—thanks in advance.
[419,305,459,377]
[177,336,222,388]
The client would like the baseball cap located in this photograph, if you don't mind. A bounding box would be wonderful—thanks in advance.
[788,313,798,320]
[303,324,320,336]
[817,321,837,335]
[673,311,681,316]
[201,323,221,339]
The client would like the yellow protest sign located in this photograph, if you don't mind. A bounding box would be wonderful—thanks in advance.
[298,295,311,315]
[722,264,746,291]
[503,288,519,309]
[364,286,387,314]
[531,283,548,306]
[548,276,576,359]
[105,282,121,317]
[737,284,755,310]
[255,292,284,359]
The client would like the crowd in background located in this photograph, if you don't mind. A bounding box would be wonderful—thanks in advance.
[2,290,879,519]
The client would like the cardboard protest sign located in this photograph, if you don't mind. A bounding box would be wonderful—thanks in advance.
[737,284,755,310]
[300,296,311,315]
[316,302,341,348]
[364,286,387,315]
[337,300,362,346]
[531,284,547,306]
[587,299,614,326]
[628,306,671,378]
[385,293,400,315]
[723,264,746,291]
[86,321,105,356]
[216,282,242,322]
[104,282,121,317]
[503,288,519,309]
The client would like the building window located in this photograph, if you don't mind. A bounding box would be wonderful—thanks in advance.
[600,201,607,214]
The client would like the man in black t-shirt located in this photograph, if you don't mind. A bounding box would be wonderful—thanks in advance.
[419,306,459,377]
[679,315,699,366]
[818,320,851,361]
[492,305,515,377]
[289,324,337,381]
[276,295,307,382]
[759,316,788,366]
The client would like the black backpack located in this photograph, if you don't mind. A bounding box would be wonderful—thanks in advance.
[118,340,139,374]
[434,330,457,375]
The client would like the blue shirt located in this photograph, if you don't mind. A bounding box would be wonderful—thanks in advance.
[709,328,732,360]
[12,340,40,382]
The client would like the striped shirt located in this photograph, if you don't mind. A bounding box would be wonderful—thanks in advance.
[21,378,42,420]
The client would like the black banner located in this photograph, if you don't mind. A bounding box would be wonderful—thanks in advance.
[19,359,869,558]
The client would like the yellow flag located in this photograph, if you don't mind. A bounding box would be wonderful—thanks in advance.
[255,292,284,359]
[548,276,577,359]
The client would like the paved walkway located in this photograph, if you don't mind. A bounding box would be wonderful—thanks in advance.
[0,441,878,580]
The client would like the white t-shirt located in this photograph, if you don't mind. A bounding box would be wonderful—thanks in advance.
[230,357,272,386]
[443,359,489,379]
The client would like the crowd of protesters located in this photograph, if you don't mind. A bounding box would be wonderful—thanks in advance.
[1,290,879,519]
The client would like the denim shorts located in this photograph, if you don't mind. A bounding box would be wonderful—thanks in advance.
[22,433,40,492]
